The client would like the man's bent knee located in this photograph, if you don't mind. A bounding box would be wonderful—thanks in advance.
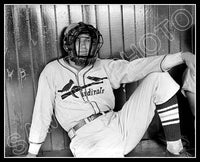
[143,72,171,83]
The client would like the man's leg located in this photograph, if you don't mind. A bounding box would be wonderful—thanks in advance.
[156,94,183,155]
[117,72,185,156]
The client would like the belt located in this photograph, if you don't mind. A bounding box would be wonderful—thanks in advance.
[68,110,110,139]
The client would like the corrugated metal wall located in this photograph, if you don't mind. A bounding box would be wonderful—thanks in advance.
[4,4,195,156]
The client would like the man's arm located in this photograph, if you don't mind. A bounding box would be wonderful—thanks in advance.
[103,51,195,89]
[161,51,195,73]
[26,66,55,157]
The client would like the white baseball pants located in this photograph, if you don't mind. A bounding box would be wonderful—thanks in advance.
[69,72,180,157]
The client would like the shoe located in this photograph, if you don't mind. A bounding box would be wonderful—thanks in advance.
[165,148,193,157]
[155,135,190,148]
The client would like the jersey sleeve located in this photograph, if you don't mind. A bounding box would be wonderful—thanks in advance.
[28,65,55,155]
[103,55,166,89]
[181,68,196,97]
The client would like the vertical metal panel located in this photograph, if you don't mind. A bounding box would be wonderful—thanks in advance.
[134,5,145,57]
[179,5,194,51]
[136,5,146,55]
[4,82,11,156]
[54,5,69,58]
[122,5,136,58]
[192,5,195,24]
[27,5,45,90]
[169,5,183,53]
[145,5,158,57]
[191,5,195,53]
[69,5,83,23]
[120,5,125,53]
[156,5,170,55]
[13,4,35,154]
[82,5,96,26]
[40,5,58,63]
[109,5,123,58]
[96,5,111,59]
[5,5,18,156]
[5,5,29,156]
[26,5,37,99]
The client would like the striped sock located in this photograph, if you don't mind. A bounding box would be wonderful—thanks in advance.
[156,95,181,141]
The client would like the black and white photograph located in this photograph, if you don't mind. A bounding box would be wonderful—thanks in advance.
[4,4,196,158]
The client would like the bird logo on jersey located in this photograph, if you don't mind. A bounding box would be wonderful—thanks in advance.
[58,76,108,99]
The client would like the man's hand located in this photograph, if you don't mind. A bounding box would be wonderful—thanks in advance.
[25,152,37,157]
[182,52,195,75]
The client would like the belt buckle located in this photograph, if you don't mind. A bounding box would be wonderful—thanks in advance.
[68,128,76,139]
[88,115,95,122]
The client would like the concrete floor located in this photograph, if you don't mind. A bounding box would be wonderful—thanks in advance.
[125,140,166,157]
[36,140,176,157]
[11,139,194,158]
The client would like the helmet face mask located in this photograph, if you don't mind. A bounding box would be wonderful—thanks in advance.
[63,22,103,66]
[75,34,92,58]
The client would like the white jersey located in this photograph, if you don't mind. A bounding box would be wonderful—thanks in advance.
[28,55,166,154]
